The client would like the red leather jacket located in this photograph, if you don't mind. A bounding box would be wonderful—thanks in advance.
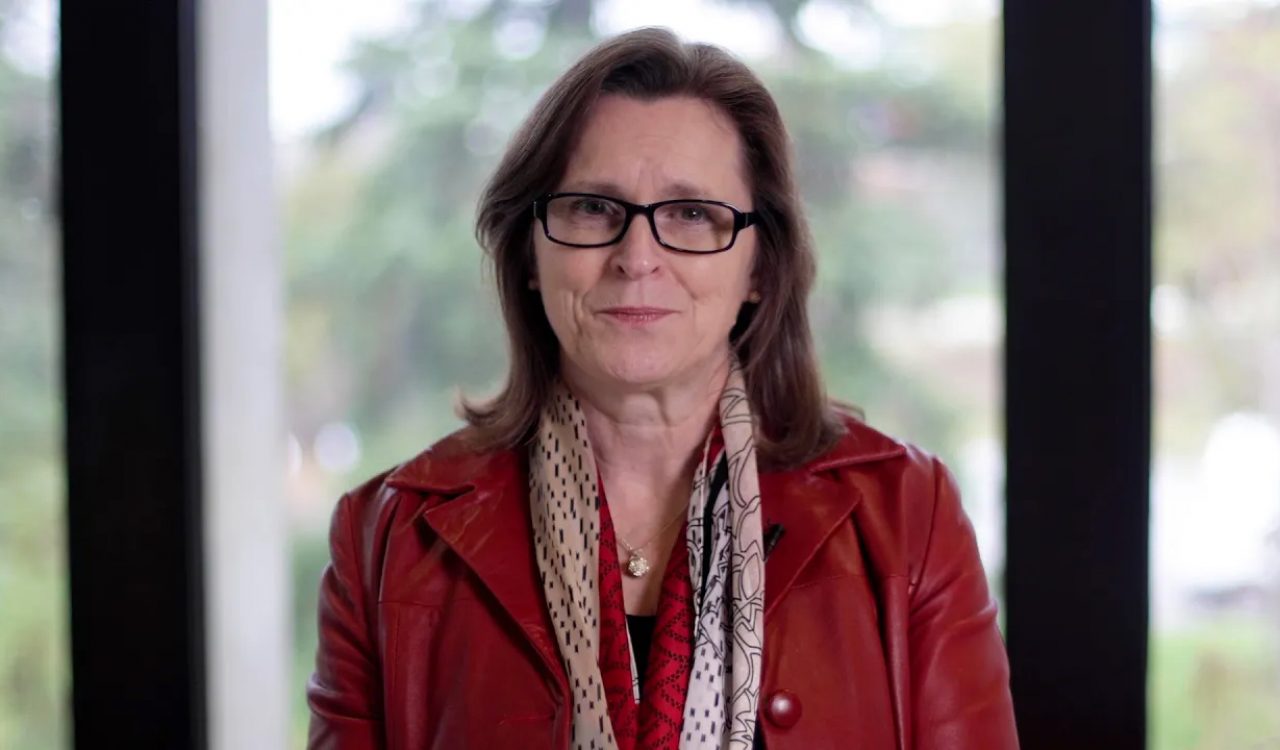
[307,417,1019,749]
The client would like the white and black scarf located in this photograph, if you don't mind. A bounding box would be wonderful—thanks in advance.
[529,362,765,750]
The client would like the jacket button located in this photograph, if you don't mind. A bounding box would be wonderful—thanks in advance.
[765,690,801,729]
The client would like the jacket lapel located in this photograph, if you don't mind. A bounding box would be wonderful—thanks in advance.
[759,468,860,620]
[759,425,906,621]
[386,444,569,694]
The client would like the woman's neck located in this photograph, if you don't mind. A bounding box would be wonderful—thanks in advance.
[562,357,728,502]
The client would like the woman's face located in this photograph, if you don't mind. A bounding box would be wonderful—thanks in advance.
[532,94,757,393]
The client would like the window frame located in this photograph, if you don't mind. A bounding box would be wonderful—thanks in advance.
[1003,1,1153,746]
[59,1,1155,745]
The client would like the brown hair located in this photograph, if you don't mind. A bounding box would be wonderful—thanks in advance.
[463,27,844,470]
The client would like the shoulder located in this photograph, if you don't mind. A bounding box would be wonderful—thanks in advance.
[811,411,948,484]
[332,425,521,536]
[813,413,966,585]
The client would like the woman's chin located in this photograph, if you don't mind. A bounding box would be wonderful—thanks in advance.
[598,363,676,389]
[569,344,730,393]
[584,352,686,391]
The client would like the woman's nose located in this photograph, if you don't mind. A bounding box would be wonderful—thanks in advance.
[610,215,664,278]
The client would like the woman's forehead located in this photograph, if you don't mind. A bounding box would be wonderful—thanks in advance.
[557,177,724,202]
[561,94,749,201]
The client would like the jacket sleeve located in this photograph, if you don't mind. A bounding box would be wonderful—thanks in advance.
[908,457,1019,749]
[307,493,385,749]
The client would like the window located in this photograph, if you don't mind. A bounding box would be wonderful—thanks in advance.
[0,0,65,747]
[1150,1,1280,746]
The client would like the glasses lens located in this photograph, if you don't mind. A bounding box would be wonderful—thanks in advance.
[654,201,736,252]
[545,195,626,246]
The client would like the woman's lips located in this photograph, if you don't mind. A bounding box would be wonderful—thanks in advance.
[598,307,676,325]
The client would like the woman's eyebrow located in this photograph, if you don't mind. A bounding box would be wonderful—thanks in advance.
[658,180,713,199]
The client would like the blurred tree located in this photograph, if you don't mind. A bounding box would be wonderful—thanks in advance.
[1155,6,1280,449]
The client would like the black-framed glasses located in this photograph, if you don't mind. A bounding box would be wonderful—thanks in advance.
[532,192,759,254]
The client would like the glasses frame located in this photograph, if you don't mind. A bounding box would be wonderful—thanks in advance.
[532,192,759,255]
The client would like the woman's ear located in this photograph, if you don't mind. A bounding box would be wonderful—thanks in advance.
[746,290,761,303]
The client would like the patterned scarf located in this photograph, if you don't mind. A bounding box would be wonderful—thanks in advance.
[530,363,764,750]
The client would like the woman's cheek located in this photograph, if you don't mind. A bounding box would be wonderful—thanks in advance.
[554,290,587,345]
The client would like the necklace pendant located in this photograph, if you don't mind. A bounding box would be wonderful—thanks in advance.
[625,552,651,578]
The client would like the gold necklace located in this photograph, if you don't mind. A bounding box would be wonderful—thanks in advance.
[615,430,714,578]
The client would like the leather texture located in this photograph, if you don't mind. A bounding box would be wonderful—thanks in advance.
[306,415,1019,749]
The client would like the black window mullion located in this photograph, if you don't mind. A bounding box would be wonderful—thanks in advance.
[61,2,206,747]
[1003,1,1153,747]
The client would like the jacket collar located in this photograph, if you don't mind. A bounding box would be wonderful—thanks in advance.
[385,416,905,495]
[385,418,905,683]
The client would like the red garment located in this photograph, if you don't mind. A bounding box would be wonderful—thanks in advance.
[635,517,694,749]
[306,415,1020,749]
[596,494,640,749]
[597,490,693,750]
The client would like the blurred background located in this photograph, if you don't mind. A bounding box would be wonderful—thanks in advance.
[1,0,1277,747]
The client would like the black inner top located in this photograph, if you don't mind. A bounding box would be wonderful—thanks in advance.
[625,613,658,680]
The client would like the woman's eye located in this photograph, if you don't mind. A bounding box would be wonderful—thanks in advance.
[574,199,610,215]
[680,206,707,222]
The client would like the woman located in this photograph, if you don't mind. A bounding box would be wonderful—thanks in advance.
[307,27,1018,750]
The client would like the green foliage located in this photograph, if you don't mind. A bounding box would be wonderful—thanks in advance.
[1150,619,1280,750]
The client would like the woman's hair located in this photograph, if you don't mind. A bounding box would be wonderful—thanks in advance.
[463,27,844,470]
